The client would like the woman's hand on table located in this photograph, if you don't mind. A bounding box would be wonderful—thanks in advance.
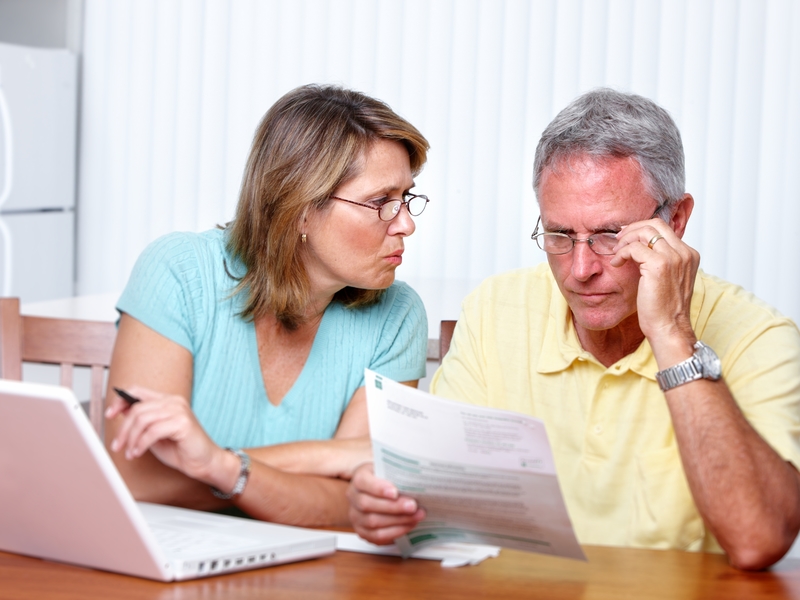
[346,462,426,545]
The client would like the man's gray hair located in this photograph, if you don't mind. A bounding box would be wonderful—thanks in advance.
[533,88,685,212]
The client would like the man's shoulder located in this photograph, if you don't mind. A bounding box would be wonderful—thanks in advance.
[459,264,557,326]
[694,270,800,356]
[469,263,554,298]
[696,270,795,326]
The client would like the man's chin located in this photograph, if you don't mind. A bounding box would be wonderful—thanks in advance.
[570,306,629,332]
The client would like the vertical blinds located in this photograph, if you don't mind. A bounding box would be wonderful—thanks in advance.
[78,0,800,327]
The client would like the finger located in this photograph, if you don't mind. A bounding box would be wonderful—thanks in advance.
[106,384,161,422]
[105,389,135,419]
[352,518,425,546]
[113,400,178,457]
[126,399,199,459]
[350,505,427,544]
[611,224,678,268]
[109,401,141,453]
[111,403,161,457]
[646,233,665,249]
[350,463,399,500]
[349,489,420,517]
[124,415,187,459]
[620,214,680,246]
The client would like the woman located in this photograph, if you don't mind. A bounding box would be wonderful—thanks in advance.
[105,84,430,527]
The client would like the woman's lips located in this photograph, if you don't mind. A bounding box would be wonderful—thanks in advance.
[385,249,404,265]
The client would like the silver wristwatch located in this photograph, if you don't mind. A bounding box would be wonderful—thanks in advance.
[655,341,722,392]
[210,448,251,499]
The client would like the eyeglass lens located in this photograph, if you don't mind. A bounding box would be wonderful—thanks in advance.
[536,233,618,255]
[379,195,428,221]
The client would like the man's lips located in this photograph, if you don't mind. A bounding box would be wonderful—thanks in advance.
[570,290,613,303]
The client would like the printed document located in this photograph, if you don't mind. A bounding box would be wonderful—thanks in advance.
[365,369,585,561]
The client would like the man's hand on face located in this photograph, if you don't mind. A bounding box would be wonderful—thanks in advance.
[609,206,699,358]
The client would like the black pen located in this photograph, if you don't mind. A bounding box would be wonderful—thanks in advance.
[114,387,141,406]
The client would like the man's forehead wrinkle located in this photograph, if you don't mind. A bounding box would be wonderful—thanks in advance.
[539,155,655,235]
[545,152,644,179]
[547,153,660,202]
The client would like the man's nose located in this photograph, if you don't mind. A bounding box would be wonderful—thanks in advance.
[571,239,602,281]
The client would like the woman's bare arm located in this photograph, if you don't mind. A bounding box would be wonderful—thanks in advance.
[106,314,416,524]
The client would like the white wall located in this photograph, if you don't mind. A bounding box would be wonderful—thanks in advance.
[76,0,800,335]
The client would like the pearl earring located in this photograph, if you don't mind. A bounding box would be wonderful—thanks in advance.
[301,233,307,243]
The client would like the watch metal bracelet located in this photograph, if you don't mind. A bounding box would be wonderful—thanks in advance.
[210,448,251,500]
[655,341,722,392]
[655,358,702,391]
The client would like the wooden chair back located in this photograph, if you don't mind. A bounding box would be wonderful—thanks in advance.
[0,297,117,436]
[439,320,457,364]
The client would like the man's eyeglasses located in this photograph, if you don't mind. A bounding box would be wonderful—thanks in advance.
[330,193,429,222]
[531,207,665,256]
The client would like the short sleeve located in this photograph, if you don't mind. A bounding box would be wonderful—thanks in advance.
[693,273,800,468]
[721,319,800,466]
[116,232,208,353]
[366,281,428,385]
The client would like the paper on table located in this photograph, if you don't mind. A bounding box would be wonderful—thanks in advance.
[334,532,500,567]
[365,369,586,561]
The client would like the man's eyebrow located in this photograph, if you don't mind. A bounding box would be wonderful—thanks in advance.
[543,220,626,234]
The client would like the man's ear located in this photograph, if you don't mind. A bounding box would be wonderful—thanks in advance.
[670,194,694,239]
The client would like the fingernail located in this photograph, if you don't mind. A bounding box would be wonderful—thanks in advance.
[402,499,417,512]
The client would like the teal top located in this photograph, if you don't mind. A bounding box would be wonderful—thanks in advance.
[116,229,427,449]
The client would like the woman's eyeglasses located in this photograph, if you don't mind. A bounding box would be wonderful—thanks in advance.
[330,194,429,221]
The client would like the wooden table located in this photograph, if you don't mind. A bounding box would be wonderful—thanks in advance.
[2,545,799,600]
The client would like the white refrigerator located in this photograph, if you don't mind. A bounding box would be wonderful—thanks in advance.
[0,41,77,303]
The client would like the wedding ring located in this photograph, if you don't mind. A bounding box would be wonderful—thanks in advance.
[647,234,664,249]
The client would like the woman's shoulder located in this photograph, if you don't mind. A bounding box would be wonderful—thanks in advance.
[364,281,426,325]
[140,228,226,259]
[131,229,230,279]
[381,280,424,308]
[119,229,233,353]
[328,281,425,331]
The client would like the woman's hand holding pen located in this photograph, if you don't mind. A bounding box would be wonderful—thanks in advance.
[106,386,239,494]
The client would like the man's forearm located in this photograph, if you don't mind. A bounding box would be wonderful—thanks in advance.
[665,378,800,570]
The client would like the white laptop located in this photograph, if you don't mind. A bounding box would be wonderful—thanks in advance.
[0,379,336,581]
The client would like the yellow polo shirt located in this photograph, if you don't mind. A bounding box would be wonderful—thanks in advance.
[430,264,800,552]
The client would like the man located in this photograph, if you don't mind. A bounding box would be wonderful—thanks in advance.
[347,88,800,570]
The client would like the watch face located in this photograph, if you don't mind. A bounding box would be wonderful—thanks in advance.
[695,342,722,380]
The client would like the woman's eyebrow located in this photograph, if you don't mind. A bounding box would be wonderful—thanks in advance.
[365,180,416,198]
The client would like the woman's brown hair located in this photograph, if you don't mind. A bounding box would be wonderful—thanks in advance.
[226,84,429,329]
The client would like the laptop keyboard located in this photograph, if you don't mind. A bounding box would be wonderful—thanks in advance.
[150,523,259,556]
